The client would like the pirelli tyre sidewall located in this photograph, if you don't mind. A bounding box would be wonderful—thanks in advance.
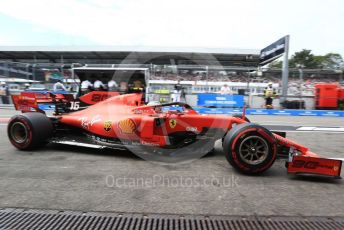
[7,112,53,150]
[223,123,277,174]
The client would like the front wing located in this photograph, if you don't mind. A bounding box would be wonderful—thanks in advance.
[287,155,342,178]
[274,133,342,178]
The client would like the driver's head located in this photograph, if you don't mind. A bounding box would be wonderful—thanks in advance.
[133,80,142,88]
[119,81,128,90]
[147,101,162,113]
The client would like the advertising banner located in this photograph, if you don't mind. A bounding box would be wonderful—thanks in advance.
[197,94,244,107]
[260,36,286,64]
[194,108,344,117]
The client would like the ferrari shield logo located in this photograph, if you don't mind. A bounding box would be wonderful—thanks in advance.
[104,121,112,131]
[169,119,177,129]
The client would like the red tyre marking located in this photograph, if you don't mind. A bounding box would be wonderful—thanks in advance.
[230,128,256,171]
[229,127,277,173]
[8,117,33,149]
[255,129,277,173]
[258,129,275,143]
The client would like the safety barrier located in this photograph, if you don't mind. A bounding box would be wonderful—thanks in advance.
[2,103,344,117]
[195,108,344,117]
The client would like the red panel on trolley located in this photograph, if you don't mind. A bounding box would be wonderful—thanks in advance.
[338,88,344,99]
[315,84,338,109]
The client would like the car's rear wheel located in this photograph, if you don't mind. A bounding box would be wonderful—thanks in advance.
[223,123,277,174]
[7,112,53,150]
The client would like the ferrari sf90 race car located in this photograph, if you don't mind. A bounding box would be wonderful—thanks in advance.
[7,92,342,178]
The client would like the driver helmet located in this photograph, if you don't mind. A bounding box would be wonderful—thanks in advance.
[147,101,162,113]
[147,101,161,106]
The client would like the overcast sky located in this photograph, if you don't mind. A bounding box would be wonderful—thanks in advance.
[0,0,343,56]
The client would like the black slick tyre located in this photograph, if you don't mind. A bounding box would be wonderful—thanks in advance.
[223,123,277,174]
[7,112,53,150]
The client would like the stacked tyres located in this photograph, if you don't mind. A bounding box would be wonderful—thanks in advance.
[223,123,277,174]
[7,112,53,150]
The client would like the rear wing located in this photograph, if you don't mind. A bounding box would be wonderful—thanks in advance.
[12,92,74,113]
[12,91,121,114]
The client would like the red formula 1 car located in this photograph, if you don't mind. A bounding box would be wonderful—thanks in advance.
[7,92,342,178]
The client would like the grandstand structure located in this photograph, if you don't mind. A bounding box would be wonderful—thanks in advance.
[0,46,259,65]
[0,46,259,86]
[0,46,342,97]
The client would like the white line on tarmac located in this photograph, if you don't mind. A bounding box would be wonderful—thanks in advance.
[297,127,344,132]
[260,121,343,125]
[277,131,344,134]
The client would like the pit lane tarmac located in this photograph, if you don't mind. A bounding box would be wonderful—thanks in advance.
[0,109,343,218]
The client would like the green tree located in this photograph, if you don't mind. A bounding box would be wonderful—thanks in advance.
[319,53,344,69]
[289,49,319,68]
[265,50,344,70]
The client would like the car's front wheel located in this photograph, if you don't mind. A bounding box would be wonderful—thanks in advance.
[223,123,277,174]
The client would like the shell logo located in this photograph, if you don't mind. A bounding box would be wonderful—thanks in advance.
[118,118,136,134]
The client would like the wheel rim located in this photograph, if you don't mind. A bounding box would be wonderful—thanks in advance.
[238,135,269,165]
[10,122,28,144]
